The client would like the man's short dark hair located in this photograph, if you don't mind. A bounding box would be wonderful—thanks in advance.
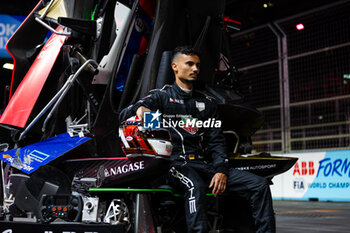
[172,46,200,62]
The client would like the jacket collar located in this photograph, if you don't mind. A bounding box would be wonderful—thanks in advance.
[172,82,193,99]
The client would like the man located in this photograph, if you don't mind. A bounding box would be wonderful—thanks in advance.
[121,46,275,233]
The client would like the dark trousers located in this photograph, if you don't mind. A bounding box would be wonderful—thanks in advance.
[169,161,276,233]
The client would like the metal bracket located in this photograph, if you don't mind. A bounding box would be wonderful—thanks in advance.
[66,115,90,138]
[19,59,98,141]
[35,17,72,36]
[34,0,71,36]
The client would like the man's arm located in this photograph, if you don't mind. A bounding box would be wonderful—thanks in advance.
[136,106,151,121]
[119,90,162,121]
[205,101,229,197]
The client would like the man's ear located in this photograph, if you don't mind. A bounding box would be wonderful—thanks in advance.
[171,62,177,72]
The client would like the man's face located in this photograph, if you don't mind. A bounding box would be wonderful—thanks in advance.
[172,54,200,83]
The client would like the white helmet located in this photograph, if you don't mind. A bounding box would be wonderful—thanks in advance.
[119,116,172,158]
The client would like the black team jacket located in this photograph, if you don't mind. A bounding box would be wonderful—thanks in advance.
[120,83,229,175]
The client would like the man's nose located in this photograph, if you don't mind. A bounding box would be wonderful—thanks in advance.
[193,66,199,73]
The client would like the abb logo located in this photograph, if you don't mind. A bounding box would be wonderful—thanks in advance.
[293,161,315,175]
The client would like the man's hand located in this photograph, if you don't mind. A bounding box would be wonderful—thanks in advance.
[136,106,151,122]
[209,173,227,197]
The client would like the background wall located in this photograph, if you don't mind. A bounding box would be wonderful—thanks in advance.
[230,1,350,153]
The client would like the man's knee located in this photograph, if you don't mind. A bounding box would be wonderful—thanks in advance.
[258,176,270,190]
[185,180,207,196]
[242,173,270,191]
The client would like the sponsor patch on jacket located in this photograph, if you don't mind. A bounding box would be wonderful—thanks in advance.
[195,101,205,111]
[169,98,184,104]
[181,117,198,135]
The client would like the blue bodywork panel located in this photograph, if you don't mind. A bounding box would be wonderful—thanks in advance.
[0,133,91,174]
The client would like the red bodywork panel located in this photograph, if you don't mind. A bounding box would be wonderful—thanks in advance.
[0,27,67,128]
